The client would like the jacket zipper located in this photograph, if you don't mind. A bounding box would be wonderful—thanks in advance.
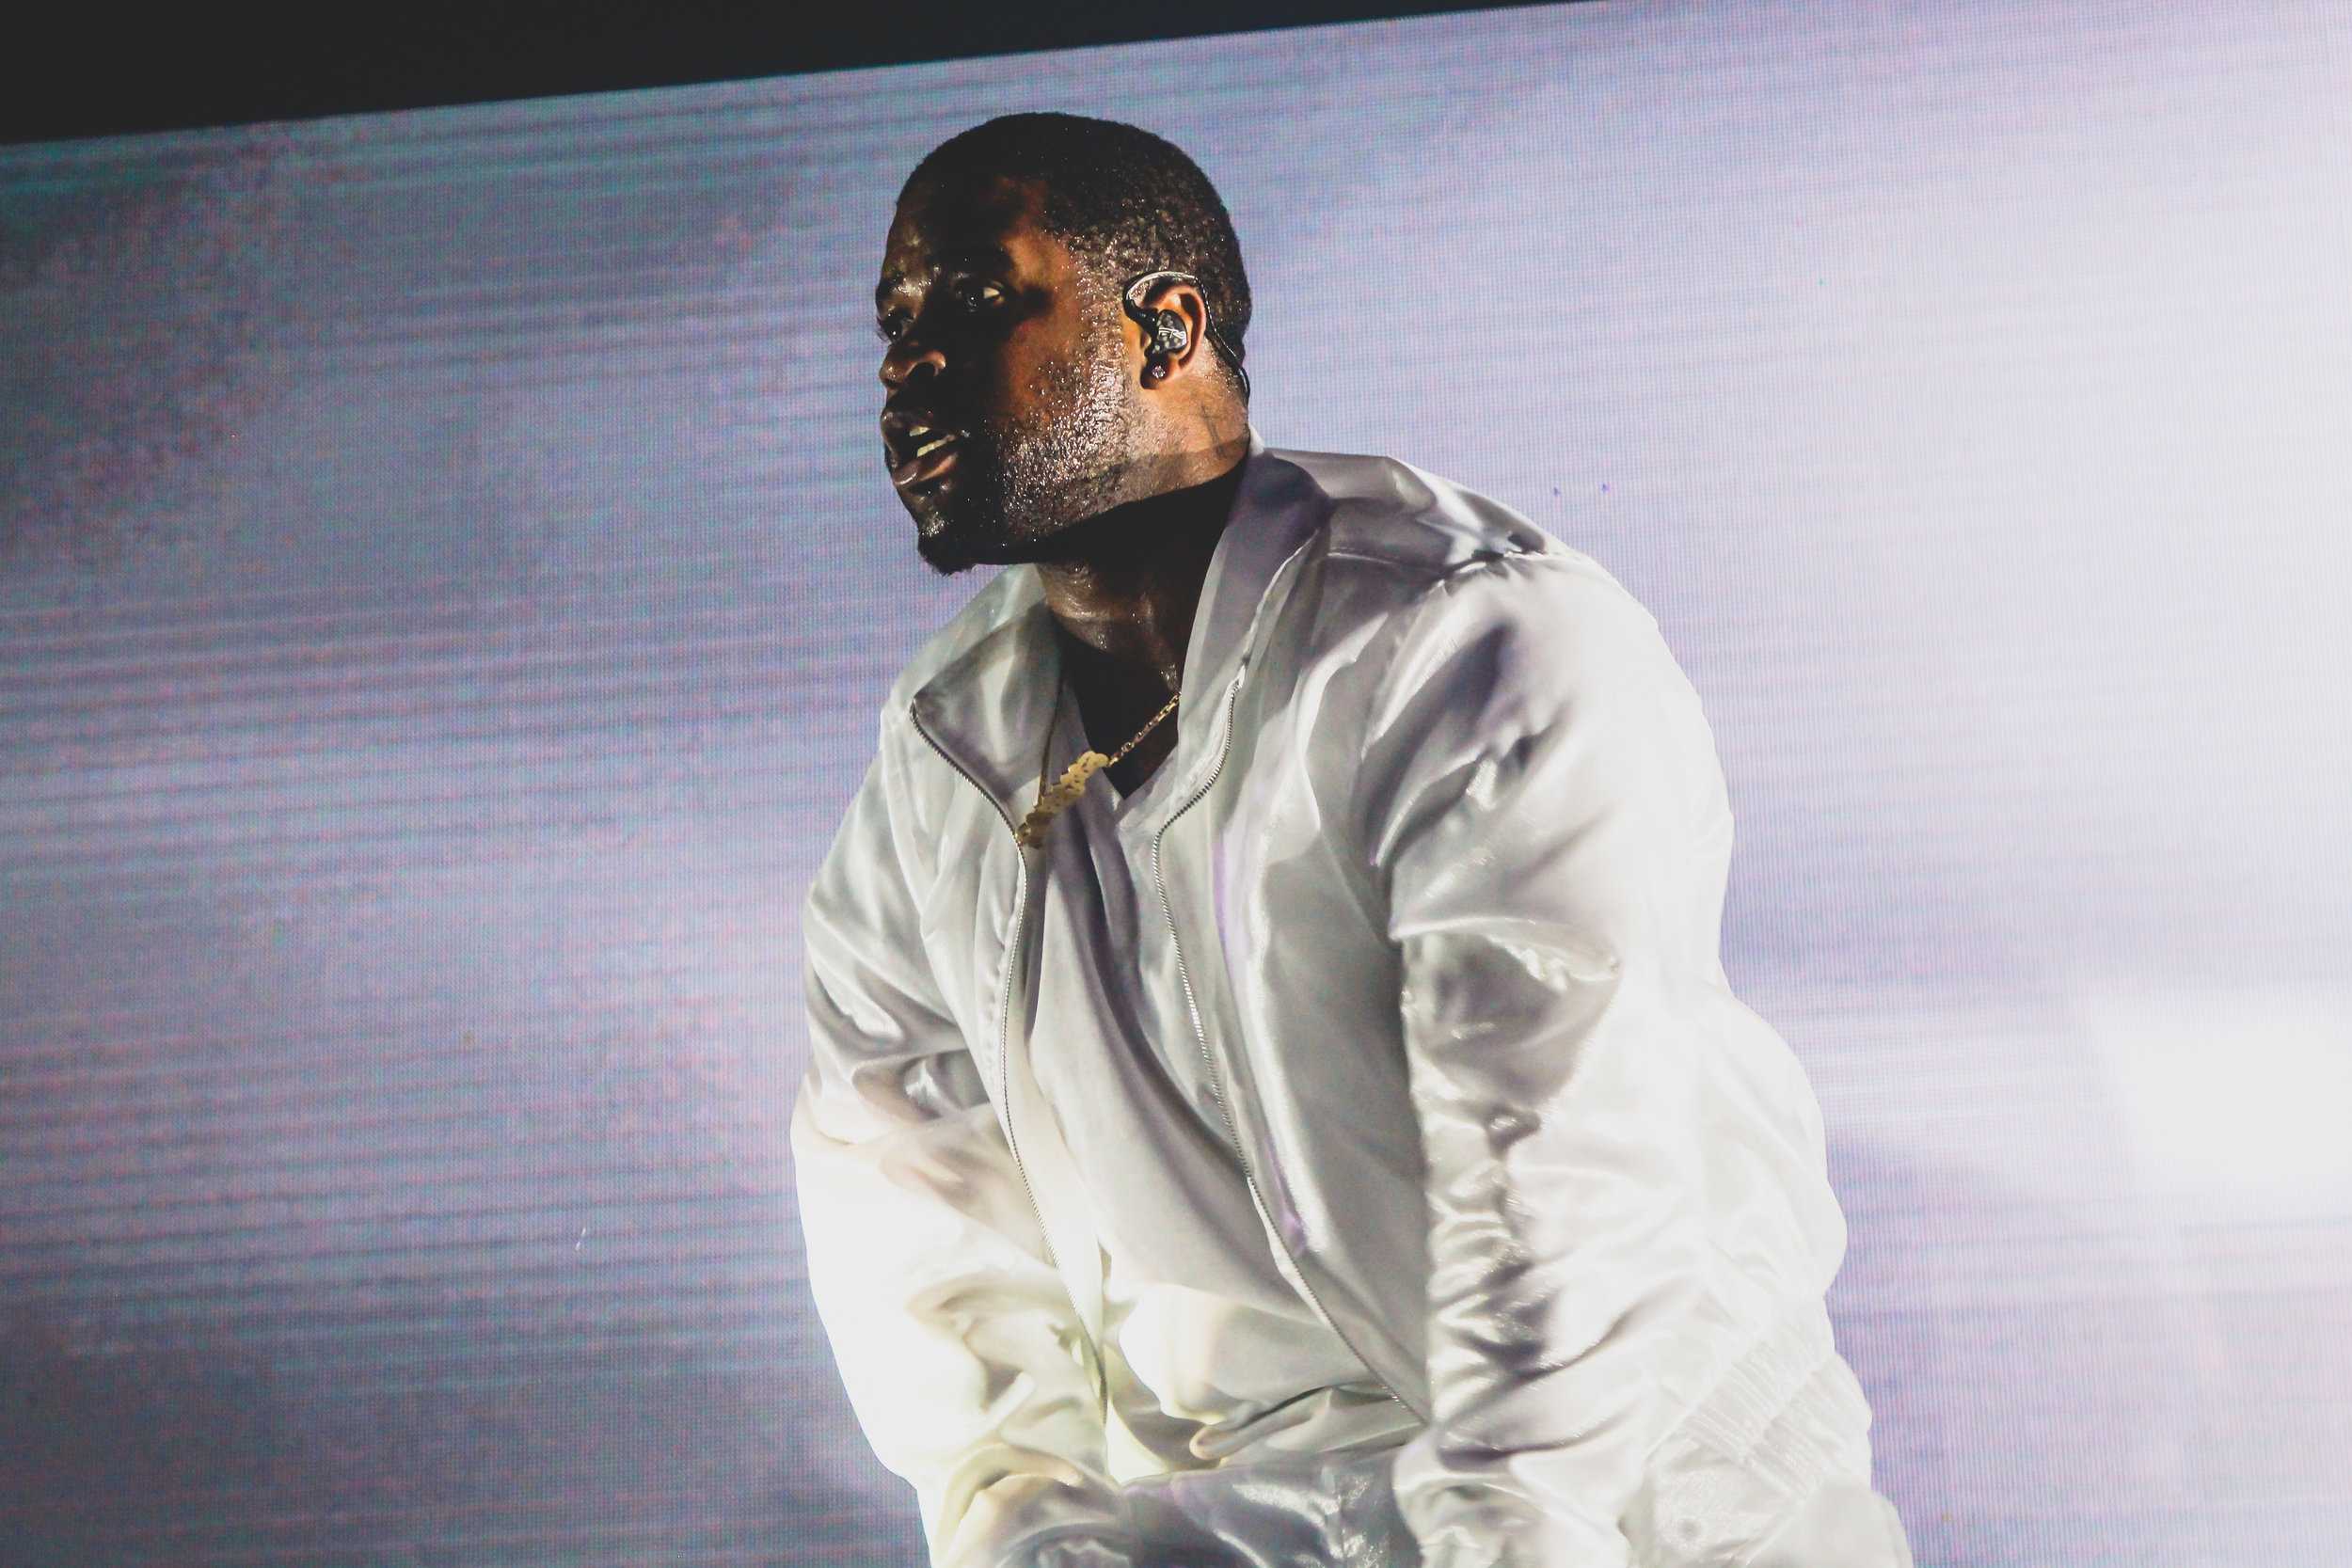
[908,700,1107,1413]
[1151,669,1422,1421]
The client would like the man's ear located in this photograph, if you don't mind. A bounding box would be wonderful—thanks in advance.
[1138,280,1212,383]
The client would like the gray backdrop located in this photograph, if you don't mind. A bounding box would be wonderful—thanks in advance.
[6,0,2349,1562]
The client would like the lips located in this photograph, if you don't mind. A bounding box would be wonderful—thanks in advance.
[890,429,963,489]
[882,406,966,473]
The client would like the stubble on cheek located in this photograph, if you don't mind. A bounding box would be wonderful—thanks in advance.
[995,318,1136,542]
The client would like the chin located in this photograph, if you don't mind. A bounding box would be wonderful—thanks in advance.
[914,535,986,577]
[913,511,1016,577]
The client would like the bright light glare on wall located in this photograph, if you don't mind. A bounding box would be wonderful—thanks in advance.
[2084,986,2352,1212]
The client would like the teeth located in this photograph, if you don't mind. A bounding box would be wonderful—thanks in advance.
[912,433,956,459]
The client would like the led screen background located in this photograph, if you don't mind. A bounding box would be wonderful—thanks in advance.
[5,1,2349,1562]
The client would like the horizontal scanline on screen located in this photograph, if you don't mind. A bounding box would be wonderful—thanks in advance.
[230,356,860,407]
[0,586,802,657]
[0,1239,802,1298]
[24,335,807,411]
[230,1330,831,1387]
[0,1093,801,1169]
[307,305,796,361]
[0,537,927,651]
[10,1307,834,1385]
[0,599,911,697]
[4,1286,820,1348]
[11,1270,829,1340]
[0,1155,790,1213]
[0,1161,790,1231]
[1,984,772,1069]
[294,328,806,385]
[285,1349,855,1407]
[0,670,836,736]
[2,1056,795,1137]
[0,797,840,885]
[0,1182,790,1251]
[0,554,914,658]
[362,266,807,312]
[1,1113,798,1183]
[0,1024,790,1100]
[2,1231,808,1300]
[29,283,802,356]
[3,825,823,891]
[3,770,843,845]
[1,100,842,186]
[5,690,868,782]
[26,1515,887,1568]
[2,965,798,1036]
[30,1298,825,1357]
[6,705,860,810]
[8,1484,890,1558]
[234,138,854,204]
[33,1335,835,1402]
[1,1123,793,1188]
[311,263,813,310]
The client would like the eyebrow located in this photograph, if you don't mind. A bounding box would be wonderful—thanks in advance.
[875,245,1015,310]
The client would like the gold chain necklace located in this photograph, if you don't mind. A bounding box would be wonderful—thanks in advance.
[1013,674,1181,847]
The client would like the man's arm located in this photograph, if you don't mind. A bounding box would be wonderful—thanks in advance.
[790,719,1132,1568]
[1352,550,1890,1567]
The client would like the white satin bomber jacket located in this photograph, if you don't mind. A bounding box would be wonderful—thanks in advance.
[790,425,1915,1568]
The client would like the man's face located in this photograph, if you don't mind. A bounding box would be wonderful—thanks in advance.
[875,176,1147,575]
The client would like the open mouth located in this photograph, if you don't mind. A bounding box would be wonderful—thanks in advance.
[892,431,963,489]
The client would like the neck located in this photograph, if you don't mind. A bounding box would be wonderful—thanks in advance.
[1034,436,1249,697]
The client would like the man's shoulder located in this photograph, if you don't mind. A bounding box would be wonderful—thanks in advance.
[1269,443,1650,630]
[872,562,1039,719]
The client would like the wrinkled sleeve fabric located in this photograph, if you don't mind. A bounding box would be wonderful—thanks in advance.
[1353,552,1903,1568]
[789,717,1135,1568]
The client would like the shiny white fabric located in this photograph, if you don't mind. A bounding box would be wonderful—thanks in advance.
[1030,678,1425,1479]
[790,425,1915,1568]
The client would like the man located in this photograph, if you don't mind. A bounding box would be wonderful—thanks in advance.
[790,111,1914,1568]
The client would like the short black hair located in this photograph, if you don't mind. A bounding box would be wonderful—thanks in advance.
[903,111,1252,405]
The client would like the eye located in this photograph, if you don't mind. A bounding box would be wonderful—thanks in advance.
[873,281,1002,344]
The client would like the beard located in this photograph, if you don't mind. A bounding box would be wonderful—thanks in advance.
[909,304,1146,577]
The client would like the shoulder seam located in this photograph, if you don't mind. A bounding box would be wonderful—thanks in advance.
[875,702,939,892]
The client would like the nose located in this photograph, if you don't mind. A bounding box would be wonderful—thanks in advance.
[878,333,946,391]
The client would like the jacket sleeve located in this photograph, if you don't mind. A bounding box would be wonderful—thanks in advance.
[1353,551,1898,1567]
[789,716,1135,1568]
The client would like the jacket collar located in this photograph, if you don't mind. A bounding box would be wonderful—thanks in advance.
[907,422,1328,827]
